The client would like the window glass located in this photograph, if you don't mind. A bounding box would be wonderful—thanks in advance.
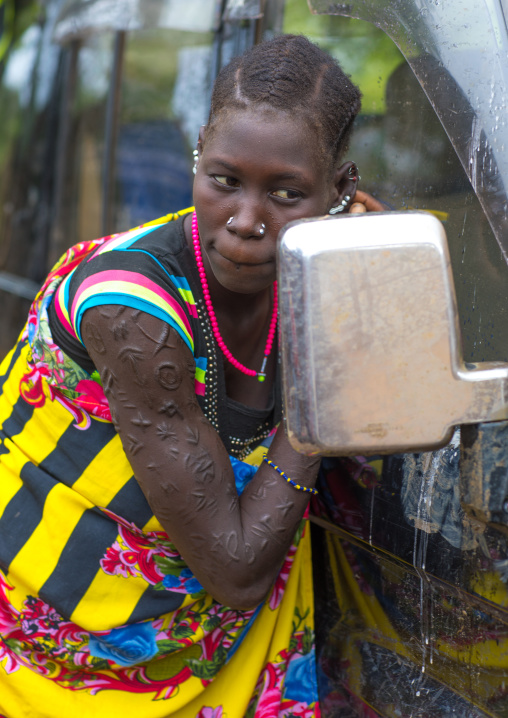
[0,0,215,355]
[111,25,213,231]
[283,0,508,363]
[47,33,113,269]
[0,1,64,355]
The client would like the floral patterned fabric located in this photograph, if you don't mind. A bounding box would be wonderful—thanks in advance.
[0,213,320,718]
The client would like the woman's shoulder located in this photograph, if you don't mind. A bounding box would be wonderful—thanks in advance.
[51,211,199,354]
[96,211,188,263]
[70,212,191,287]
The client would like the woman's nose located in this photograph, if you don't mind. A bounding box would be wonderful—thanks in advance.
[226,202,266,239]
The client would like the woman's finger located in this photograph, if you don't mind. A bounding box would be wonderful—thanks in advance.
[353,190,386,212]
[349,202,367,214]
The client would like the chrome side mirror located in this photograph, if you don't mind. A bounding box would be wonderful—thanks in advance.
[278,212,508,455]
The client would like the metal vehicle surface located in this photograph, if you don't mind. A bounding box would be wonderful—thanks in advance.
[287,2,508,716]
[1,1,507,715]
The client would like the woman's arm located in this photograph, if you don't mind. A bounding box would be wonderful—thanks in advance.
[82,306,319,610]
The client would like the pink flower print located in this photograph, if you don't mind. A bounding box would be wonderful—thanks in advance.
[255,687,282,717]
[101,544,139,578]
[280,702,318,718]
[0,640,22,674]
[75,379,112,421]
[269,543,297,610]
[197,707,223,718]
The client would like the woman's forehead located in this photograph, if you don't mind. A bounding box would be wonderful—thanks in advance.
[203,107,325,172]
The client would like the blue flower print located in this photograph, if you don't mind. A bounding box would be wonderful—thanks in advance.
[162,568,203,594]
[283,648,319,703]
[89,622,158,667]
[229,456,257,495]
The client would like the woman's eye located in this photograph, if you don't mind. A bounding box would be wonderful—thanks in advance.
[272,189,301,200]
[213,175,239,187]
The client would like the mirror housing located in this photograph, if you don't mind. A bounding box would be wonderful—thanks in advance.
[278,212,508,456]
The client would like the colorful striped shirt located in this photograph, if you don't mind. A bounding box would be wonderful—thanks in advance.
[50,214,206,396]
[48,213,281,457]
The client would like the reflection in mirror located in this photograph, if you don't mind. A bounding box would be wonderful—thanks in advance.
[282,3,508,363]
[308,0,508,255]
[278,212,508,456]
[53,0,217,44]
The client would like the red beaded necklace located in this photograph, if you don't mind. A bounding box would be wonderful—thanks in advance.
[191,212,278,382]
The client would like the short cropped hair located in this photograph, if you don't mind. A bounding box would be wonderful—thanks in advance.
[206,34,362,167]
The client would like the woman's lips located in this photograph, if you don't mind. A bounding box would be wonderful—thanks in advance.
[212,246,272,268]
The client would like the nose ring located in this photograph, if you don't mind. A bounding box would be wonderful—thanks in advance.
[226,217,266,236]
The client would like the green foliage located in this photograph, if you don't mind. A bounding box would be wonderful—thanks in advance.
[156,638,185,654]
[154,554,186,574]
[244,696,258,718]
[145,642,201,680]
[171,623,195,639]
[302,625,313,655]
[283,0,403,114]
[89,656,110,669]
[120,27,212,124]
[185,645,227,680]
[3,637,23,653]
[202,614,222,632]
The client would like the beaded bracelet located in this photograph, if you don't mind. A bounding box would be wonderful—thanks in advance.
[263,456,318,496]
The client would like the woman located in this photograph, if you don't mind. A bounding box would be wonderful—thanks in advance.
[0,34,381,717]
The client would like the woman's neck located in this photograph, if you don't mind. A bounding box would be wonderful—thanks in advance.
[183,212,276,407]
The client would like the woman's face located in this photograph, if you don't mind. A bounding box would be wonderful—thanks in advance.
[192,108,339,295]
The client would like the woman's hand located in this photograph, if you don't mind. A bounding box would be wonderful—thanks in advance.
[349,189,387,214]
[82,307,319,610]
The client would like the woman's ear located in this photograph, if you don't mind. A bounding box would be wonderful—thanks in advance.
[193,126,207,175]
[198,125,207,156]
[329,161,359,214]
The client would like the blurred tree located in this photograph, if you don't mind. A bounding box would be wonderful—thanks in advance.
[0,0,15,63]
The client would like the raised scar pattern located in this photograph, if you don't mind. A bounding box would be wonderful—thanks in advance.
[154,362,182,391]
[112,320,129,341]
[156,422,178,442]
[185,450,215,482]
[136,321,177,355]
[110,406,121,433]
[191,489,219,516]
[101,367,117,396]
[126,434,144,456]
[158,401,183,419]
[118,346,146,386]
[275,498,295,518]
[84,323,106,355]
[185,426,199,445]
[131,412,152,430]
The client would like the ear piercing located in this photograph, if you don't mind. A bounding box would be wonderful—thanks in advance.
[192,149,199,175]
[329,195,351,214]
[348,165,361,182]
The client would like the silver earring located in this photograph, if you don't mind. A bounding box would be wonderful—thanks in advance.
[192,149,199,175]
[348,165,361,181]
[259,223,266,236]
[227,217,234,226]
[329,205,344,214]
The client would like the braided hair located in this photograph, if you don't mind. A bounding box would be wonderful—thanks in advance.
[206,34,362,169]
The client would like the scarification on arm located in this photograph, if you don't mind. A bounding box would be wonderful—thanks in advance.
[82,306,320,609]
[112,320,129,341]
[158,401,184,419]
